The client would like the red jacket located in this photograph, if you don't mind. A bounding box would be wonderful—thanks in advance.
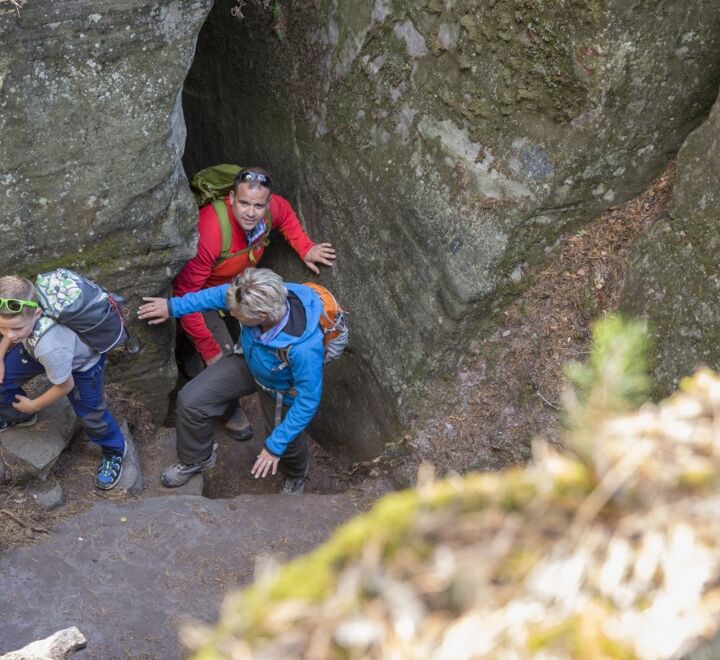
[173,194,315,361]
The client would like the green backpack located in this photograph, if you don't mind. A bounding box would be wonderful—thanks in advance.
[189,164,273,265]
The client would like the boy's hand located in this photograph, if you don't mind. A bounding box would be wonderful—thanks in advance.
[13,395,37,414]
[0,362,4,384]
[137,297,170,325]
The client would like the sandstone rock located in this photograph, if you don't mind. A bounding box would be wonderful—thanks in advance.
[622,91,720,395]
[182,1,720,456]
[0,494,362,657]
[116,420,143,496]
[0,627,86,660]
[0,1,213,423]
[29,481,65,511]
[0,398,78,481]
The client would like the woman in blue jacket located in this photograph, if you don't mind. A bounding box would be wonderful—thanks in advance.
[138,268,325,495]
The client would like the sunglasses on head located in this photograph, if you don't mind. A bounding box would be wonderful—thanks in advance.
[0,297,39,314]
[235,170,272,190]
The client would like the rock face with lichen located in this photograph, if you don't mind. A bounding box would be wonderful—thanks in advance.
[2,1,719,450]
[187,367,720,659]
[621,92,720,396]
[183,1,720,456]
[0,0,212,421]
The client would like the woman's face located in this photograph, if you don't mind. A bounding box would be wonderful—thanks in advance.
[230,308,267,328]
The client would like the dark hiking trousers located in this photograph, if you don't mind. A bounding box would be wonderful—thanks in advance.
[176,311,239,379]
[175,353,308,479]
[1,344,125,452]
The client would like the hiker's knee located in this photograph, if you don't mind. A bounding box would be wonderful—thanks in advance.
[81,409,111,440]
[176,386,210,421]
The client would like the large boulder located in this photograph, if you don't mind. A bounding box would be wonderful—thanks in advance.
[0,1,213,422]
[621,91,720,395]
[182,1,720,456]
[0,396,77,482]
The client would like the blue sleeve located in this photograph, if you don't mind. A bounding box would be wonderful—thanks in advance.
[169,284,231,317]
[264,338,325,456]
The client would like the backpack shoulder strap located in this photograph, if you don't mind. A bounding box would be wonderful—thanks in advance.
[25,315,56,355]
[212,199,233,261]
[276,345,291,366]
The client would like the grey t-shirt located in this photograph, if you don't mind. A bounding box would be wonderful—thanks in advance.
[25,323,101,384]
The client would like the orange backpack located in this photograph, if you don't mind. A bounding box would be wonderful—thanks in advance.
[278,283,349,365]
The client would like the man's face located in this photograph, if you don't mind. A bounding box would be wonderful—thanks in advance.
[0,309,41,343]
[229,183,271,233]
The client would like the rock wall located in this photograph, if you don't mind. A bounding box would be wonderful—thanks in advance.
[183,1,720,456]
[2,1,719,452]
[0,1,212,421]
[621,91,720,395]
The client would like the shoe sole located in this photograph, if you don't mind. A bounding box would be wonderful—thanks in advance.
[0,413,38,433]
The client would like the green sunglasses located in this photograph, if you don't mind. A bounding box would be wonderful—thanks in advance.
[0,297,39,314]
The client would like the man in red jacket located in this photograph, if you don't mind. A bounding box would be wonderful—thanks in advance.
[174,167,335,438]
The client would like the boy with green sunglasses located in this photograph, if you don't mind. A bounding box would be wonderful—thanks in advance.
[0,276,127,490]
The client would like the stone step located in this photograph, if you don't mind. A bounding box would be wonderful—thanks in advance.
[0,397,78,482]
[0,492,365,658]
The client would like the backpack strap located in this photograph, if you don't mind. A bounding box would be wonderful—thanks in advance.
[25,315,56,357]
[276,346,291,366]
[212,199,273,265]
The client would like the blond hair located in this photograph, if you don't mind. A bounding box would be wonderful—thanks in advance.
[226,268,287,323]
[0,276,37,318]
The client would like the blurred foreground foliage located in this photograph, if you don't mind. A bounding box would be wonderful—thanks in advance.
[188,317,720,659]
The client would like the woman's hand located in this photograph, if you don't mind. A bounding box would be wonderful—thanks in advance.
[251,447,280,479]
[137,297,170,325]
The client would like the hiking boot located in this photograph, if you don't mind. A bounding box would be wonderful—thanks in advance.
[224,406,253,441]
[161,443,218,488]
[280,464,309,496]
[0,413,38,433]
[95,445,126,490]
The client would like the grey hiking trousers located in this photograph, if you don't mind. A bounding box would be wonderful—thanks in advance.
[175,354,309,479]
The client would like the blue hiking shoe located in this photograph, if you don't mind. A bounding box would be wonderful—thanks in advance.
[0,413,38,433]
[95,446,126,490]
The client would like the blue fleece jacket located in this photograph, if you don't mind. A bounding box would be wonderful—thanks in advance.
[168,283,325,456]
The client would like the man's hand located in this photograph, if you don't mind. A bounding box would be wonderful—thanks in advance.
[303,243,336,275]
[137,297,170,325]
[251,448,280,479]
[0,362,4,385]
[12,395,37,414]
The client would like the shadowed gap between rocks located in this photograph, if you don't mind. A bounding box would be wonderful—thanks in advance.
[175,2,399,479]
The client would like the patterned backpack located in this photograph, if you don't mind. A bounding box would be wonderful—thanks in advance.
[28,268,133,354]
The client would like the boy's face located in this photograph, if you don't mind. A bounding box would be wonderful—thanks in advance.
[0,309,41,343]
